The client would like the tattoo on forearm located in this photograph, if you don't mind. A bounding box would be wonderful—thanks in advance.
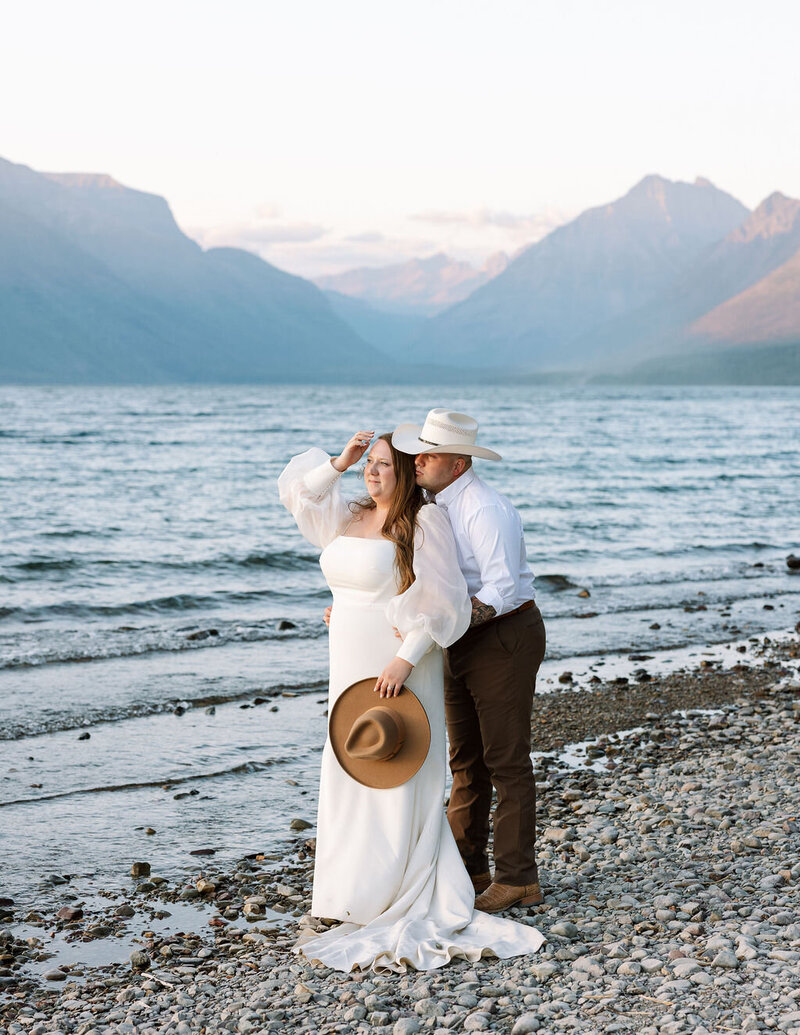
[470,596,496,627]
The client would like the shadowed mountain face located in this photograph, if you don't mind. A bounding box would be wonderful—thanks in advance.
[583,192,800,368]
[686,194,800,345]
[0,157,378,383]
[316,252,509,316]
[407,176,750,369]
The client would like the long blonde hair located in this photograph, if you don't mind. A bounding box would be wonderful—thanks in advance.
[349,433,424,593]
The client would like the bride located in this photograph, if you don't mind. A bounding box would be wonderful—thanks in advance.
[278,430,544,973]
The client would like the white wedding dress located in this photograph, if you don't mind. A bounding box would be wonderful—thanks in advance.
[279,448,544,973]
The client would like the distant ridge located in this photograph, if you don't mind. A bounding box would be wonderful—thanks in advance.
[2,156,799,385]
[316,252,509,316]
[406,175,751,369]
[0,156,382,384]
[585,191,800,369]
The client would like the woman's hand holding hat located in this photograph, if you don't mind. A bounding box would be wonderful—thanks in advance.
[332,431,374,473]
[374,657,413,698]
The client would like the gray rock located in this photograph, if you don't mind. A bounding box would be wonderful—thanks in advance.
[393,1019,421,1035]
[512,1015,541,1034]
[414,999,440,1017]
[463,1015,491,1031]
[711,950,739,969]
[549,921,579,939]
[543,828,572,843]
[572,956,603,978]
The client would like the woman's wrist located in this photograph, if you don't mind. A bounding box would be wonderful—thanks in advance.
[330,456,348,473]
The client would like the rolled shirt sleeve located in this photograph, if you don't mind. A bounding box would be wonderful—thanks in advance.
[466,504,523,617]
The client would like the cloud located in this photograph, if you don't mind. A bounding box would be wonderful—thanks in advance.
[270,236,441,278]
[345,231,387,244]
[196,221,327,248]
[254,203,283,220]
[410,206,572,240]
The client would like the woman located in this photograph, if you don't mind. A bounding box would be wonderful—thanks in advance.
[278,430,544,973]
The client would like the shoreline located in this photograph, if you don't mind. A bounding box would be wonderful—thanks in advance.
[2,633,799,1034]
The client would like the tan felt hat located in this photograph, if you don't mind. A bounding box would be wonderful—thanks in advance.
[328,677,431,789]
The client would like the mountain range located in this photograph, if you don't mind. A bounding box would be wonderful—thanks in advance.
[322,176,800,382]
[317,252,509,316]
[1,156,798,384]
[0,156,383,383]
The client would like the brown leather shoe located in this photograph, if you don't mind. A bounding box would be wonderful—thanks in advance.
[470,871,492,894]
[474,881,543,912]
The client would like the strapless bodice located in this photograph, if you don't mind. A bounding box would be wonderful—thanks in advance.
[319,536,398,606]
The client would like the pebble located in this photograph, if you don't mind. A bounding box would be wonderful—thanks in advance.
[549,921,579,939]
[512,1015,541,1034]
[5,646,798,1035]
[394,1019,421,1035]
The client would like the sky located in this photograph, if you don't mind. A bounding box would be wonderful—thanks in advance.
[2,0,799,279]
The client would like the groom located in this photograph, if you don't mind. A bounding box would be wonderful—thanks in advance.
[393,408,546,913]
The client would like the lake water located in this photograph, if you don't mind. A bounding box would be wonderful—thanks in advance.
[1,384,799,909]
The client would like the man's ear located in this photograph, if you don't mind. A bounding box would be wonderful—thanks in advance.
[453,456,466,476]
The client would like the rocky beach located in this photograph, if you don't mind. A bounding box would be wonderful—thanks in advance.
[2,632,798,1035]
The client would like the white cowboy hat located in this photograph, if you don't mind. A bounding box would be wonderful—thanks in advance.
[392,408,502,461]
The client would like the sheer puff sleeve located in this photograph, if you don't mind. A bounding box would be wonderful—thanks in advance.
[385,503,471,667]
[278,447,351,549]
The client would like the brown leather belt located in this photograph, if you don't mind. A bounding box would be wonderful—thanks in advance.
[495,599,536,621]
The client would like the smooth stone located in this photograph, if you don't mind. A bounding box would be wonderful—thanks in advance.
[393,1019,421,1035]
[56,906,83,921]
[549,921,579,939]
[512,1015,541,1034]
[463,1015,491,1031]
[530,961,559,980]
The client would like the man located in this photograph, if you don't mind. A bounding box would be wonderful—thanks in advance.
[392,408,546,913]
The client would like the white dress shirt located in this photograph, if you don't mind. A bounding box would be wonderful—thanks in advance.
[433,468,535,617]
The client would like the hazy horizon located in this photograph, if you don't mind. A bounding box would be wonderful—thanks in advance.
[3,0,800,277]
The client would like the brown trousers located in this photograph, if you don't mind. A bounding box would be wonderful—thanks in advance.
[444,603,545,886]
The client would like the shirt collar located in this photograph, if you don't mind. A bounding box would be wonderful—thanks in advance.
[435,467,476,508]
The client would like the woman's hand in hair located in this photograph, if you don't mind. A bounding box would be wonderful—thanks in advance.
[332,431,374,472]
[374,657,413,698]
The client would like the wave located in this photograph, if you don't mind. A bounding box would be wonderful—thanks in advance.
[10,558,81,572]
[0,618,327,670]
[2,549,320,582]
[0,756,293,807]
[0,585,331,623]
[0,678,328,742]
[537,574,581,591]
